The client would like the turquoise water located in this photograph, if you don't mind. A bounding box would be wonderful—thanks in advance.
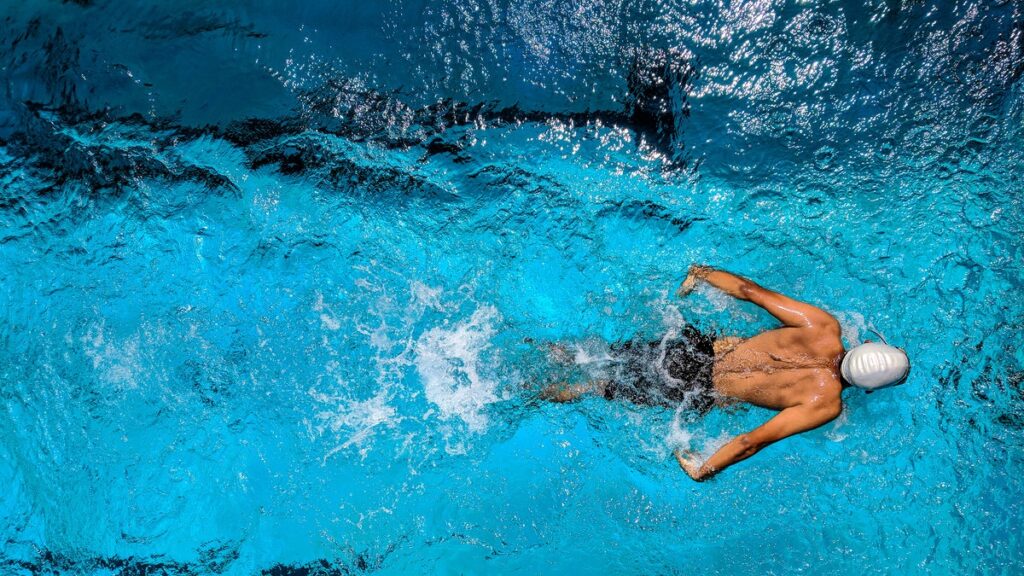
[1,1,1023,574]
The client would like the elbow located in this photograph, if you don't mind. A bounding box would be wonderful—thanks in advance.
[736,434,764,458]
[737,282,758,301]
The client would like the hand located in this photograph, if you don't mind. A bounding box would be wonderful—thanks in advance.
[673,449,703,481]
[676,265,712,298]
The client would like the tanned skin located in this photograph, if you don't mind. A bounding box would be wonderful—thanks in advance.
[671,265,845,481]
[540,265,847,481]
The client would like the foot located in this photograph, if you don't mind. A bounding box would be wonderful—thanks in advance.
[538,380,608,403]
[547,343,575,365]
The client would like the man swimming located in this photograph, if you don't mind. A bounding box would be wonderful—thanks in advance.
[540,265,910,481]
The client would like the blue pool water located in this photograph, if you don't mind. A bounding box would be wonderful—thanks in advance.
[1,1,1023,574]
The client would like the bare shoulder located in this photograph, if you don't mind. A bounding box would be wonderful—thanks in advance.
[812,396,843,422]
[809,309,842,333]
[808,374,843,421]
[804,313,844,354]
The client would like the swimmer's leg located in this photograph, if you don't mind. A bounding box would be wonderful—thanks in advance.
[538,380,610,403]
[521,338,576,365]
[546,342,575,365]
[525,338,616,402]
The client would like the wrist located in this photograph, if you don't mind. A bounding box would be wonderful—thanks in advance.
[694,464,715,482]
[691,265,713,279]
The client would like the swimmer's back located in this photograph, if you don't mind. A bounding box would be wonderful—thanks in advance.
[712,320,844,411]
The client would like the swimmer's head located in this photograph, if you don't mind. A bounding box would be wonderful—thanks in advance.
[840,342,910,391]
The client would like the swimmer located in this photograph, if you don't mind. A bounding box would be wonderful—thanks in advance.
[539,265,910,481]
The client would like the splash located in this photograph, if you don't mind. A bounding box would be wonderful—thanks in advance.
[308,386,398,461]
[665,408,736,461]
[665,406,696,452]
[413,305,502,433]
[835,310,868,346]
[313,292,342,331]
[79,319,167,391]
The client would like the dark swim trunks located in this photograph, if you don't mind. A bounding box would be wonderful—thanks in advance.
[603,324,717,413]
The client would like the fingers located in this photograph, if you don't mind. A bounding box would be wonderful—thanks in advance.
[673,449,697,466]
[677,264,711,298]
[673,450,702,480]
[674,454,688,471]
[676,277,696,298]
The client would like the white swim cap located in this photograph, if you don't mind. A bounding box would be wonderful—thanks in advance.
[840,342,910,391]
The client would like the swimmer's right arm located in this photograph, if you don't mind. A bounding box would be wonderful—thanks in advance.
[678,266,836,329]
[675,400,841,481]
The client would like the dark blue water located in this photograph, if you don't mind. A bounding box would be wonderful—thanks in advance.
[1,1,1022,574]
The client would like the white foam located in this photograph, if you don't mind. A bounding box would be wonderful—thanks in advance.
[673,282,758,323]
[409,280,445,312]
[659,301,686,334]
[570,340,615,365]
[80,320,148,390]
[825,404,849,442]
[665,410,735,461]
[308,387,398,461]
[835,310,867,346]
[696,283,734,312]
[665,407,695,451]
[414,305,501,433]
[313,292,341,331]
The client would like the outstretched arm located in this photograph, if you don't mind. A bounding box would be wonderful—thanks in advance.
[674,401,840,481]
[678,265,836,329]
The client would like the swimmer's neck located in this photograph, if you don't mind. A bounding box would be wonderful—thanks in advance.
[837,349,853,389]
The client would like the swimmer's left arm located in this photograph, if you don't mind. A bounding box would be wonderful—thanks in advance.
[674,402,840,482]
